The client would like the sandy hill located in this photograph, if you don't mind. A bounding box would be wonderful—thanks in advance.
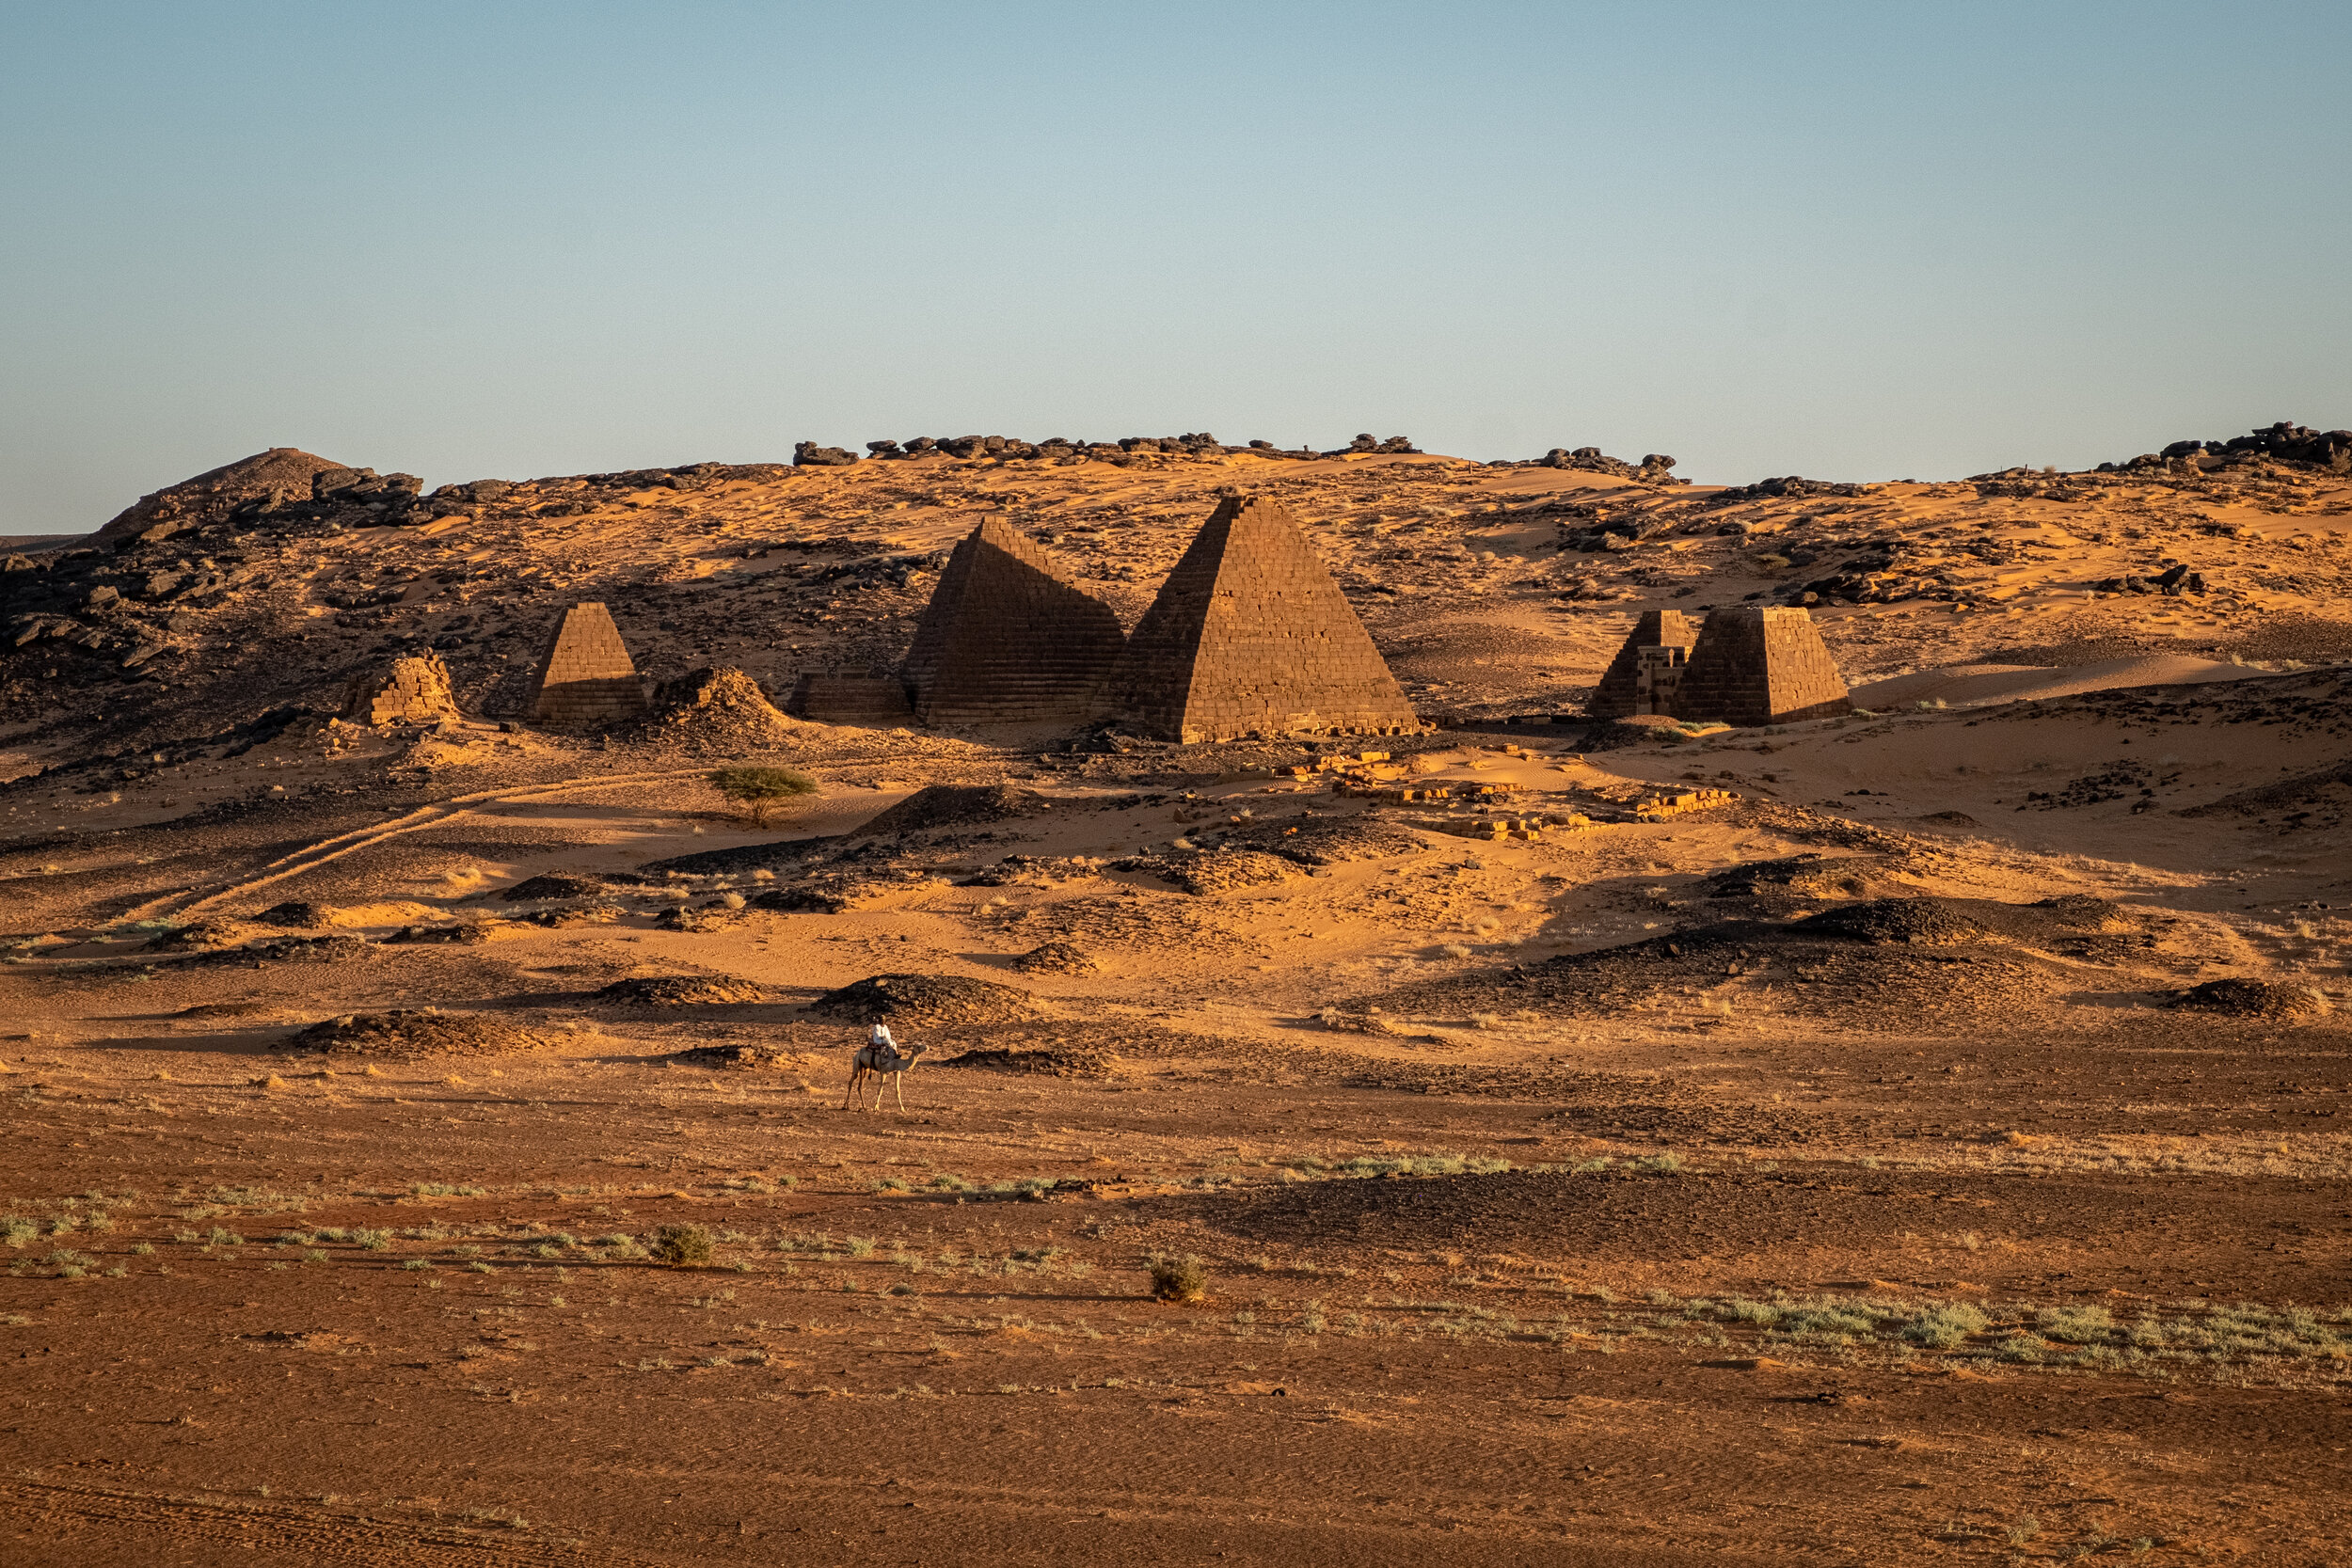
[4,426,2348,784]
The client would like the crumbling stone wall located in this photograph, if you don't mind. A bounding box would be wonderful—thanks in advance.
[1587,610,1697,720]
[342,650,458,726]
[787,673,914,725]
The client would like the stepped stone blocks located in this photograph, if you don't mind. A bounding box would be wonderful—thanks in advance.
[528,602,648,726]
[1107,495,1421,744]
[1672,607,1851,726]
[1587,610,1697,719]
[787,673,915,726]
[900,515,1126,726]
[342,651,459,726]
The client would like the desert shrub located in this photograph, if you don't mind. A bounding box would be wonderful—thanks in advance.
[1149,1253,1207,1304]
[2036,1305,2114,1344]
[707,767,818,828]
[649,1224,714,1267]
[1901,1303,1989,1349]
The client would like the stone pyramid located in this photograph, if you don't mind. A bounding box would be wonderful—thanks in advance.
[342,650,459,726]
[1108,495,1419,743]
[1586,610,1697,720]
[528,602,648,726]
[899,515,1127,726]
[1672,606,1851,726]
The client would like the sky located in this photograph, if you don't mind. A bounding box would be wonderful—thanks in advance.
[3,1,2347,533]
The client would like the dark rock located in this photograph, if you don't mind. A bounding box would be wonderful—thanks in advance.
[2165,978,2329,1019]
[793,441,859,467]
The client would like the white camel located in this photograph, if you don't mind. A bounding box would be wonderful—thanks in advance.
[843,1038,928,1112]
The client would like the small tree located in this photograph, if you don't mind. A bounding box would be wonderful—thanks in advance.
[706,766,818,828]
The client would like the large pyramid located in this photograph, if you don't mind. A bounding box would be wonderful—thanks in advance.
[1586,610,1697,720]
[899,515,1127,726]
[528,602,648,726]
[1108,496,1419,743]
[1672,607,1851,726]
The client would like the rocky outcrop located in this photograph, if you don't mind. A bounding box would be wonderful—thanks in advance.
[95,449,377,546]
[2102,421,2352,475]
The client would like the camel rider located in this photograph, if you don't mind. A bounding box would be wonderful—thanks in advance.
[869,1022,900,1061]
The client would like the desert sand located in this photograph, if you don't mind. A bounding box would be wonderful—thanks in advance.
[2,432,2347,1564]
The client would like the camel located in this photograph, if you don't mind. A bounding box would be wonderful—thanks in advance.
[843,1039,928,1112]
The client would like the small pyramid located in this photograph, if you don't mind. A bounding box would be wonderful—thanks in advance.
[900,515,1126,726]
[528,602,647,726]
[1586,610,1698,720]
[1673,607,1851,726]
[342,650,459,726]
[1108,496,1420,743]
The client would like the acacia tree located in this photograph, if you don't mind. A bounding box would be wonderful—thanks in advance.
[706,766,818,828]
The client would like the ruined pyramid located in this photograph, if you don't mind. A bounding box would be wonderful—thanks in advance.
[1107,495,1420,743]
[1586,610,1697,720]
[899,515,1127,726]
[342,650,459,726]
[528,602,647,726]
[1672,606,1851,726]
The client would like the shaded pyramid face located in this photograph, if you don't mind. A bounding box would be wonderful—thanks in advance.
[1674,606,1851,726]
[1587,610,1698,720]
[1110,496,1420,743]
[529,602,648,726]
[899,516,1127,727]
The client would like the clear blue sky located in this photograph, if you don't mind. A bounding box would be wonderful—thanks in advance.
[4,1,2347,531]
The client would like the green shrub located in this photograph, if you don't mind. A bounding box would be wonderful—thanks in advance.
[707,767,818,828]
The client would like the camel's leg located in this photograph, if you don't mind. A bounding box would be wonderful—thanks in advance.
[893,1072,908,1112]
[841,1068,864,1112]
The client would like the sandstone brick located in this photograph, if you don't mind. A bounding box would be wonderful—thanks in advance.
[787,674,915,725]
[342,650,458,726]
